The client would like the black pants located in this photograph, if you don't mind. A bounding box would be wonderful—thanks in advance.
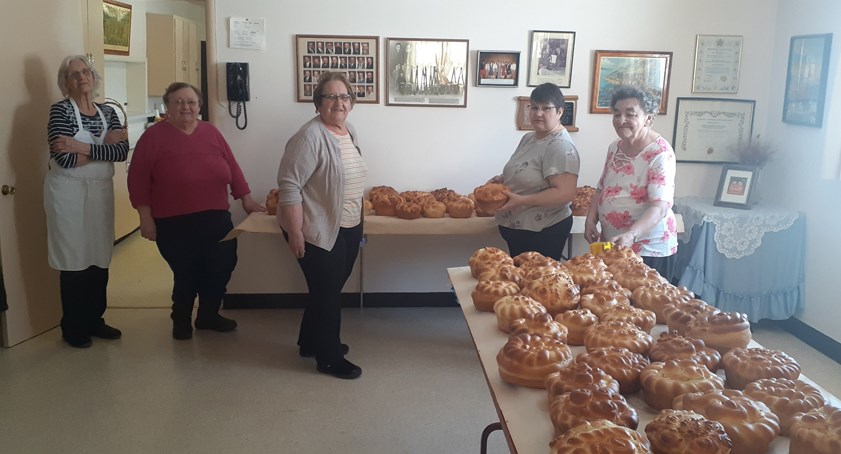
[155,210,237,321]
[643,254,678,284]
[498,216,574,261]
[60,265,109,339]
[287,224,362,364]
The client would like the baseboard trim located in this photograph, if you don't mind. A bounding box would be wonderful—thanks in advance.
[774,317,841,365]
[223,292,458,309]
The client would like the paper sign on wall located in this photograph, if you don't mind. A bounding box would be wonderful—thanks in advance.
[229,17,265,50]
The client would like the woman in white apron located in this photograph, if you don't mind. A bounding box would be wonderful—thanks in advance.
[45,55,129,348]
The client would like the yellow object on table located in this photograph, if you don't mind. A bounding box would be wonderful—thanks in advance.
[589,241,613,255]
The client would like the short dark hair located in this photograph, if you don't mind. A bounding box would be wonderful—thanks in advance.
[163,82,202,106]
[313,72,356,110]
[610,85,659,115]
[530,83,565,111]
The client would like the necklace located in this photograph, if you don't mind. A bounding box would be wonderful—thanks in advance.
[612,146,634,168]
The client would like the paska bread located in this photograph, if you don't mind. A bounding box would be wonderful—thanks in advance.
[640,358,725,410]
[721,347,801,390]
[788,404,841,454]
[549,386,639,435]
[743,377,826,435]
[496,333,573,388]
[549,419,651,454]
[644,409,732,454]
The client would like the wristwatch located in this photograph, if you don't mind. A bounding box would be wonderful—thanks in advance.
[631,231,638,243]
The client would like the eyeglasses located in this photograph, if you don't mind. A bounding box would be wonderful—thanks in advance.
[528,105,557,113]
[321,94,352,101]
[66,68,92,80]
[172,99,200,106]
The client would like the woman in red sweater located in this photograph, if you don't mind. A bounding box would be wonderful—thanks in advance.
[128,82,264,339]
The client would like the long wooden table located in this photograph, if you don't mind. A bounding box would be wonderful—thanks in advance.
[447,266,840,454]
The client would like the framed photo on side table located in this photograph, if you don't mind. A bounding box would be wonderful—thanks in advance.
[527,30,575,87]
[714,164,756,209]
[783,33,832,127]
[295,34,380,104]
[385,38,469,107]
[516,95,578,132]
[476,51,520,87]
[103,0,132,56]
[692,34,743,93]
[672,97,755,163]
[590,50,672,114]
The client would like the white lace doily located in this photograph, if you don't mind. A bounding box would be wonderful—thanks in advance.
[675,197,800,259]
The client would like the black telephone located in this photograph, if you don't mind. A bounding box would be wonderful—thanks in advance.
[226,62,249,129]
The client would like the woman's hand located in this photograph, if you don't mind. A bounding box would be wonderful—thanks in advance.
[285,230,306,259]
[609,231,636,248]
[584,219,601,244]
[496,191,524,212]
[50,136,91,155]
[139,215,156,241]
[104,129,128,145]
[240,194,267,214]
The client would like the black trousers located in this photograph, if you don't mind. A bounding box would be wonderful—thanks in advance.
[155,210,237,320]
[288,224,362,364]
[60,265,109,338]
[498,215,574,261]
[643,253,678,284]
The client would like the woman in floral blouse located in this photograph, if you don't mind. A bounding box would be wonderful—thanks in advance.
[584,85,678,278]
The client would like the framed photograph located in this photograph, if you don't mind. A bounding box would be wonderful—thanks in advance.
[476,51,520,87]
[385,38,469,107]
[714,164,757,209]
[527,30,575,87]
[103,0,132,56]
[590,50,672,114]
[783,33,832,127]
[295,34,379,104]
[692,35,743,93]
[516,95,579,132]
[673,97,755,163]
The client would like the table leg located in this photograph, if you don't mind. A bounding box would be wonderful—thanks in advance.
[480,421,502,454]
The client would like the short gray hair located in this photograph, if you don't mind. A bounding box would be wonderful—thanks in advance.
[610,85,660,115]
[57,55,100,98]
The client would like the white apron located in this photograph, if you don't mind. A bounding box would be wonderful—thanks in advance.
[44,99,115,271]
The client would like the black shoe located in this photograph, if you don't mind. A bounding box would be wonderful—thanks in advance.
[195,315,237,332]
[172,321,193,340]
[91,324,122,340]
[63,335,92,349]
[316,358,362,379]
[299,343,349,358]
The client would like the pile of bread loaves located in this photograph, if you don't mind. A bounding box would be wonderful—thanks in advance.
[362,183,510,220]
[468,246,838,454]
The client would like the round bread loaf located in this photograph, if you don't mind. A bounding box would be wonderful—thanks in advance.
[721,347,801,389]
[663,299,721,335]
[743,378,825,435]
[445,196,474,218]
[685,311,752,354]
[579,290,630,319]
[545,362,621,401]
[496,333,573,388]
[601,304,657,333]
[612,264,668,291]
[509,312,568,343]
[640,358,725,410]
[583,320,654,356]
[565,253,608,270]
[398,190,435,205]
[631,282,694,323]
[522,264,568,283]
[476,263,524,288]
[468,247,512,278]
[470,280,520,313]
[394,201,422,220]
[473,183,510,212]
[520,273,581,316]
[549,419,651,454]
[554,308,599,346]
[430,187,460,203]
[644,409,732,454]
[421,200,446,218]
[580,278,633,300]
[549,386,639,435]
[789,404,841,454]
[571,186,596,217]
[362,198,374,216]
[512,251,548,268]
[648,331,721,372]
[368,185,398,199]
[576,346,650,394]
[672,389,780,454]
[371,194,403,216]
[601,245,644,267]
[493,295,546,332]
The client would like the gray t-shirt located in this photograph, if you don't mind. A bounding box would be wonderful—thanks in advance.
[496,128,580,232]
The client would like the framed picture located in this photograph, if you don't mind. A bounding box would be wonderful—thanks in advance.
[295,34,379,104]
[103,0,132,56]
[476,51,520,87]
[692,35,743,93]
[527,30,575,87]
[590,50,672,114]
[516,95,579,132]
[783,33,832,127]
[385,38,469,107]
[672,97,755,163]
[714,164,757,209]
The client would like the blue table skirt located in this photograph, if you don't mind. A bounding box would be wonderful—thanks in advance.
[675,217,805,322]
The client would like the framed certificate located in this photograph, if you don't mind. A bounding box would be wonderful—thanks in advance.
[672,97,755,163]
[692,35,743,93]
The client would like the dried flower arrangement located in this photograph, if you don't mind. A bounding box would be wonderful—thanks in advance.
[731,135,775,168]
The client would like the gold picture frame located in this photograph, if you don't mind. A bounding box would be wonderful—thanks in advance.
[103,0,132,56]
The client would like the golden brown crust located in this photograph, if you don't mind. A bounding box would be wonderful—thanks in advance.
[789,404,841,454]
[470,280,520,313]
[549,386,639,435]
[549,420,651,454]
[512,251,549,268]
[648,331,721,372]
[685,312,752,354]
[743,378,826,435]
[571,186,597,217]
[362,198,374,216]
[721,347,801,390]
[398,190,435,206]
[468,247,512,278]
[578,291,630,319]
[473,183,510,212]
[394,201,422,220]
[601,245,644,267]
[496,333,573,388]
[580,278,633,300]
[554,309,599,346]
[631,282,694,324]
[430,187,460,203]
[611,264,668,292]
[583,320,654,356]
[368,185,398,199]
[509,312,568,342]
[266,189,279,215]
[476,263,524,288]
[576,346,650,394]
[640,359,725,410]
[493,295,546,332]
[601,304,657,333]
[545,362,621,400]
[644,409,732,454]
[663,299,721,335]
[445,196,474,218]
[371,194,403,216]
[520,274,581,316]
[420,200,446,218]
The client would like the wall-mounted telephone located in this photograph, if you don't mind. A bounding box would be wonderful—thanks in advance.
[226,62,249,130]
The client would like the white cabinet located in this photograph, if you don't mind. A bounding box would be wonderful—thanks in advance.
[146,13,200,97]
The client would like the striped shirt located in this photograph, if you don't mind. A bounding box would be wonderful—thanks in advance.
[331,131,367,227]
[47,99,129,168]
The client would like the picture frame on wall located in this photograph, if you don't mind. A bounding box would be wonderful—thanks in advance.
[527,30,575,88]
[692,34,743,93]
[783,33,832,127]
[385,38,469,107]
[672,97,755,164]
[516,95,578,132]
[103,0,132,56]
[295,34,379,104]
[476,51,520,87]
[590,50,672,114]
[714,164,757,209]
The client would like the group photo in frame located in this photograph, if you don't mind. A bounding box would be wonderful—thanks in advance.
[527,30,575,88]
[103,0,132,56]
[692,34,743,93]
[385,38,469,107]
[516,95,578,132]
[672,97,755,164]
[294,34,380,104]
[590,50,672,114]
[783,33,832,127]
[714,164,757,209]
[476,51,520,87]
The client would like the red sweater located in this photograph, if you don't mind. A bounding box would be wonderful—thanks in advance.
[128,121,250,218]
